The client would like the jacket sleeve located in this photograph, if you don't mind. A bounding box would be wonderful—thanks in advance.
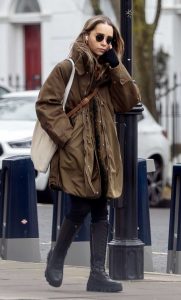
[36,61,73,148]
[109,62,141,113]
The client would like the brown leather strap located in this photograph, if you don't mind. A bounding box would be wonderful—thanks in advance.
[67,88,98,118]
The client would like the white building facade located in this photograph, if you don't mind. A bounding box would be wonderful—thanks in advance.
[146,0,181,153]
[0,0,116,91]
[146,0,181,83]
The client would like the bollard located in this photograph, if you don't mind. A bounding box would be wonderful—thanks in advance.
[167,164,181,274]
[51,191,91,266]
[0,155,41,262]
[107,158,154,272]
[137,158,154,272]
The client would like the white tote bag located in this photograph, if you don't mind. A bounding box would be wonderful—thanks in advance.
[31,58,75,173]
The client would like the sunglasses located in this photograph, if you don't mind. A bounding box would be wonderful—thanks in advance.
[95,33,113,45]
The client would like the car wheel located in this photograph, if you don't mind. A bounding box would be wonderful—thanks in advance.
[147,159,163,207]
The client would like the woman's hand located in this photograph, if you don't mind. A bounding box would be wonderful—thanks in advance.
[100,48,119,68]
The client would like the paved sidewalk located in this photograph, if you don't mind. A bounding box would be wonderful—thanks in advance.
[1,260,181,300]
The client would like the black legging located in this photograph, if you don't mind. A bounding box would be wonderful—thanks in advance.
[66,194,108,224]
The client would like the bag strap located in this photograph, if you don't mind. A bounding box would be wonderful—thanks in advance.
[62,58,75,111]
[67,88,99,118]
[62,58,98,118]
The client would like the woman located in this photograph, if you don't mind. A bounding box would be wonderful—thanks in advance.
[36,15,140,293]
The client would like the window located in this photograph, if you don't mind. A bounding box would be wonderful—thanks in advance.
[15,0,40,13]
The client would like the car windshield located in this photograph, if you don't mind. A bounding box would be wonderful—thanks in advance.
[0,87,10,97]
[0,97,37,121]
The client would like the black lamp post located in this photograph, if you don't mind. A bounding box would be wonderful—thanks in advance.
[121,0,132,74]
[108,0,144,280]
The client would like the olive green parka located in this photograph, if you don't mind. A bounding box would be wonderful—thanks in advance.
[36,51,140,199]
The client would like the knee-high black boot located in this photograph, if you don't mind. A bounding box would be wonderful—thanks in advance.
[45,217,81,287]
[87,221,123,292]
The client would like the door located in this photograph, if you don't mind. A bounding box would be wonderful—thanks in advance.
[24,25,41,90]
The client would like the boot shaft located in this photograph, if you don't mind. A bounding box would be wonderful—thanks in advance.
[45,218,81,288]
[87,220,123,292]
[53,218,81,257]
[90,221,109,269]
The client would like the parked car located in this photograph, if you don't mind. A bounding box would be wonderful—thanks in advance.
[0,90,170,205]
[0,83,13,97]
[0,90,49,199]
[138,106,170,206]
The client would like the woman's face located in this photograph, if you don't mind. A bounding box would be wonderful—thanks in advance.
[87,23,114,57]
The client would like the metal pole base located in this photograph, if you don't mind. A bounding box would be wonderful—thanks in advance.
[108,239,144,280]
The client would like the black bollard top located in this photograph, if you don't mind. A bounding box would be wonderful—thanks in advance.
[116,102,144,116]
[125,102,144,115]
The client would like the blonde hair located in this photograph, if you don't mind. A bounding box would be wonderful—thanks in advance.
[69,15,124,74]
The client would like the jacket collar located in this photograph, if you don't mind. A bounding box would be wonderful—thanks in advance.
[70,48,110,85]
[74,54,86,75]
[70,48,92,76]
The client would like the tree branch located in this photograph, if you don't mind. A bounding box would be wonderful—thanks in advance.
[153,0,162,33]
[90,0,102,15]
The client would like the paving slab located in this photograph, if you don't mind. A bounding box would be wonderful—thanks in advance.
[1,260,181,300]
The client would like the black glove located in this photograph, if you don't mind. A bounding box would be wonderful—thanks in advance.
[100,48,119,68]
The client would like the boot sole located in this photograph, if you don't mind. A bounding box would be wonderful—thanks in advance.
[87,282,123,293]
